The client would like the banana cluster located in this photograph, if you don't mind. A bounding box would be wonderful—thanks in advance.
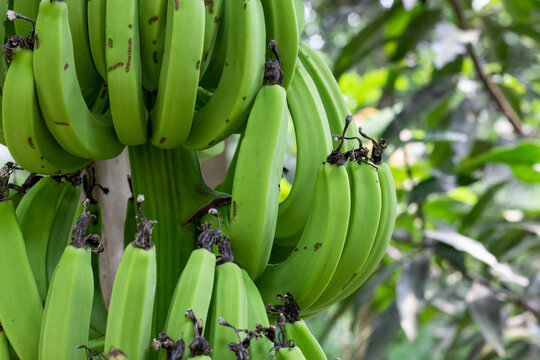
[0,0,398,359]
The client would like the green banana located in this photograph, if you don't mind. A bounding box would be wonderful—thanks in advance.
[138,0,166,91]
[293,0,304,36]
[104,200,157,360]
[260,0,299,89]
[283,320,326,360]
[199,0,224,79]
[33,0,124,160]
[65,0,102,101]
[15,176,66,301]
[298,42,358,151]
[105,0,148,145]
[46,179,82,284]
[229,81,288,280]
[150,0,205,149]
[274,59,332,242]
[0,0,9,145]
[205,262,248,360]
[306,160,382,312]
[87,0,107,79]
[38,204,99,360]
[0,325,9,360]
[0,166,43,360]
[182,0,266,150]
[90,82,110,115]
[276,346,307,360]
[2,43,91,175]
[241,270,274,359]
[307,163,397,315]
[160,246,216,360]
[256,162,351,311]
[13,0,39,36]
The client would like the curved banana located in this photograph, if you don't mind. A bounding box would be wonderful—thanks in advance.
[298,42,358,151]
[256,162,350,310]
[65,0,102,101]
[106,0,148,145]
[284,320,326,360]
[241,270,274,359]
[87,0,107,79]
[46,180,82,284]
[2,44,91,174]
[0,180,43,360]
[199,0,224,79]
[15,176,67,301]
[182,0,266,150]
[13,0,39,36]
[306,161,382,312]
[104,207,157,360]
[160,247,216,360]
[274,60,332,242]
[150,0,205,149]
[276,346,307,360]
[0,325,9,360]
[138,0,166,91]
[39,206,97,360]
[229,83,288,279]
[33,0,124,160]
[260,0,299,89]
[307,163,397,315]
[205,262,248,360]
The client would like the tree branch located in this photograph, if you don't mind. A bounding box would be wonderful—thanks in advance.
[448,0,524,136]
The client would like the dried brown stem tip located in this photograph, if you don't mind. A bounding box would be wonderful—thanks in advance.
[70,199,103,252]
[133,195,157,250]
[264,40,284,86]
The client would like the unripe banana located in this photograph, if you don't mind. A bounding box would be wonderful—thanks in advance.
[159,247,216,360]
[87,0,107,79]
[256,162,350,311]
[276,346,308,360]
[2,44,90,174]
[150,0,205,149]
[182,0,266,150]
[33,0,124,160]
[229,81,288,279]
[38,203,98,360]
[199,0,224,79]
[0,325,8,360]
[104,201,157,360]
[205,262,248,360]
[138,0,166,91]
[106,0,148,145]
[284,320,326,360]
[15,176,67,301]
[0,171,43,360]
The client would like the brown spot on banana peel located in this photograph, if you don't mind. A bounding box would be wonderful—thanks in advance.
[28,137,35,149]
[34,35,39,49]
[174,0,179,11]
[126,38,132,73]
[148,16,158,24]
[108,62,124,72]
[196,60,200,70]
[64,63,68,70]
[314,243,322,251]
[128,24,133,29]
[233,201,237,217]
[159,138,166,144]
[54,122,70,126]
[153,51,158,64]
[108,38,113,48]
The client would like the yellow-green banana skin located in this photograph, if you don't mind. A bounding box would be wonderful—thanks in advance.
[284,320,326,360]
[241,270,274,359]
[260,0,299,89]
[274,60,332,242]
[33,0,124,161]
[160,248,216,360]
[2,47,90,174]
[16,177,67,301]
[276,346,307,360]
[106,0,148,145]
[150,0,205,149]
[182,0,266,150]
[256,163,350,311]
[104,243,157,360]
[307,162,382,311]
[200,0,224,78]
[39,245,93,360]
[138,0,166,91]
[0,199,43,360]
[229,84,288,280]
[87,0,107,79]
[0,327,9,360]
[205,262,248,360]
